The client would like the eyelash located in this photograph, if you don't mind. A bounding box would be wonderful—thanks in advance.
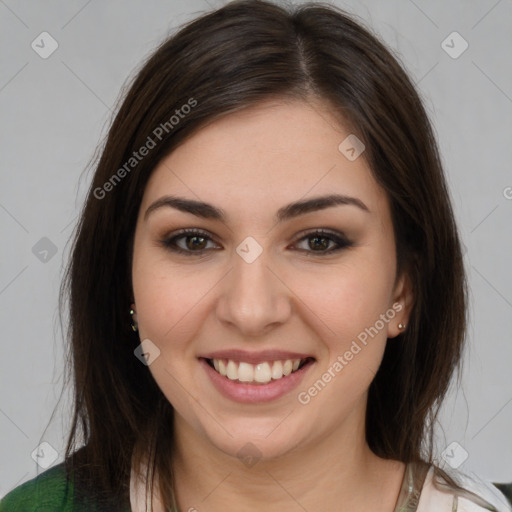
[158,228,353,257]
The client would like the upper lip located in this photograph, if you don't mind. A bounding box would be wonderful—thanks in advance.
[199,349,315,365]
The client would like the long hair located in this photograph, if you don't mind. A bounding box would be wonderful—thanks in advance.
[58,0,467,508]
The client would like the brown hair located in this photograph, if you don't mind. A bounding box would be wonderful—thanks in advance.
[57,0,467,508]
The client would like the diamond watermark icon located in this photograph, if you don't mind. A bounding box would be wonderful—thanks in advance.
[31,32,59,59]
[32,237,58,263]
[134,338,161,366]
[338,134,365,161]
[237,442,262,468]
[441,441,469,469]
[441,32,468,59]
[31,441,59,469]
[236,236,263,264]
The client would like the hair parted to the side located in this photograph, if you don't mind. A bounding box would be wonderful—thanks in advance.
[57,0,467,508]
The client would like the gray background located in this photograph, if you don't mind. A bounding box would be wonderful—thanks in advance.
[1,0,511,498]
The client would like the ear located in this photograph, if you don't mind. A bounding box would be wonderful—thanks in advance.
[387,269,414,339]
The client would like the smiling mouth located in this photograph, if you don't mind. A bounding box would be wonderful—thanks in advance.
[202,357,315,385]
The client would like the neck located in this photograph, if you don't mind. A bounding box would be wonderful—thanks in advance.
[169,410,405,512]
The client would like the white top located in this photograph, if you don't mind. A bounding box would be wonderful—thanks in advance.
[397,463,511,512]
[130,460,512,512]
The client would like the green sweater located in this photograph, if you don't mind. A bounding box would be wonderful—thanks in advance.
[0,462,131,512]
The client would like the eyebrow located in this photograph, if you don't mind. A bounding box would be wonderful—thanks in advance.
[144,193,370,223]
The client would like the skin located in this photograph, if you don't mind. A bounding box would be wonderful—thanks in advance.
[131,97,414,511]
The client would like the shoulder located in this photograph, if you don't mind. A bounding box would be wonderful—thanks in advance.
[416,465,512,512]
[0,461,73,512]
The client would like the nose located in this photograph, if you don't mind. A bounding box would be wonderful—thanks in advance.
[215,243,292,337]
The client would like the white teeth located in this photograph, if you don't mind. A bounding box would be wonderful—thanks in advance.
[210,358,304,383]
[271,360,283,380]
[254,362,272,383]
[226,360,238,380]
[238,362,254,382]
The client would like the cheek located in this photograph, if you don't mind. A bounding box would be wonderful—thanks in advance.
[132,245,225,352]
[289,256,395,400]
[134,269,207,342]
[295,273,391,416]
[290,257,395,340]
[131,253,212,414]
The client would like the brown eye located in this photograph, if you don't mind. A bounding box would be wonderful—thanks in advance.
[293,230,353,255]
[184,234,208,250]
[160,229,220,256]
[307,234,331,251]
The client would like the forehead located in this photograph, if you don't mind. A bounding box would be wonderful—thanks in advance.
[141,99,389,224]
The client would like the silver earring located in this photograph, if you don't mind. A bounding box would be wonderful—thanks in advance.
[130,308,138,332]
[398,323,406,330]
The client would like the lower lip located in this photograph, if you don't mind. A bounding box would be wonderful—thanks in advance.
[199,358,314,404]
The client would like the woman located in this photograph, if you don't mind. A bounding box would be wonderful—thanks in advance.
[1,1,510,511]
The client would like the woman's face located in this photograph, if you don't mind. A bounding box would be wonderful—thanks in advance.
[131,98,411,462]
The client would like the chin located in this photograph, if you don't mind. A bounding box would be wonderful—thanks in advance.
[196,415,308,464]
